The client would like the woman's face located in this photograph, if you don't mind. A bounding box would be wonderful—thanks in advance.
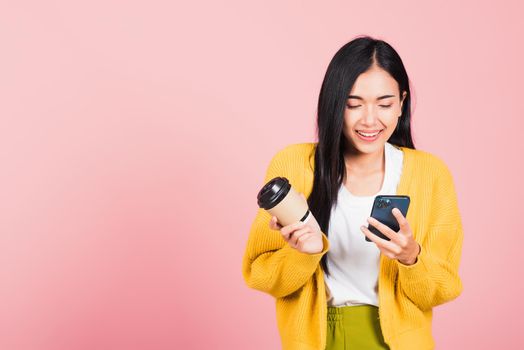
[343,65,407,156]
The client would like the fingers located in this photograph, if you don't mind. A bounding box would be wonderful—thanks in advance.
[288,226,317,247]
[361,224,417,260]
[366,217,400,245]
[360,225,398,252]
[268,210,317,249]
[361,210,418,262]
[269,216,283,230]
[280,221,307,241]
[391,208,411,236]
[289,231,315,249]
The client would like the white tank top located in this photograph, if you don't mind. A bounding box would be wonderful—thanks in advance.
[324,142,404,307]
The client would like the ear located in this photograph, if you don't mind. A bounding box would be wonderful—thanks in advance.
[400,91,407,110]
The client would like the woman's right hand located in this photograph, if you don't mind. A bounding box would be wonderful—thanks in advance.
[269,214,324,255]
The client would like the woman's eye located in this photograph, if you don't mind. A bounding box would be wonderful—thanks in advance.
[347,104,392,109]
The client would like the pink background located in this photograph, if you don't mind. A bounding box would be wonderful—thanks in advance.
[0,1,522,349]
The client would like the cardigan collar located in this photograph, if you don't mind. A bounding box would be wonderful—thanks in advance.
[307,142,415,196]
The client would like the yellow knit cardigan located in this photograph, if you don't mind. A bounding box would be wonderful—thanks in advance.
[242,142,464,350]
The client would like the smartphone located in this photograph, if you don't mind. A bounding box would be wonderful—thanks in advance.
[365,195,410,242]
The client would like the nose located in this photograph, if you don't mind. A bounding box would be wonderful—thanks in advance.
[361,106,379,125]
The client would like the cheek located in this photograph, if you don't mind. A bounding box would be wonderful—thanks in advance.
[382,108,401,124]
[395,104,403,117]
[343,111,359,128]
[343,121,359,138]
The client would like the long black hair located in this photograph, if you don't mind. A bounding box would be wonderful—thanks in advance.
[308,35,416,277]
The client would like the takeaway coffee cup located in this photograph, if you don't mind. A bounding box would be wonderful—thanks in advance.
[257,177,313,227]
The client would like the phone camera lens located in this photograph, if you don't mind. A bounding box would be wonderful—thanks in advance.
[377,198,391,209]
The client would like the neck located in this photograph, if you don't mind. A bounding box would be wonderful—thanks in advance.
[344,142,386,176]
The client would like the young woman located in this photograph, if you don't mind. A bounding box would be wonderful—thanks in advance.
[242,36,464,350]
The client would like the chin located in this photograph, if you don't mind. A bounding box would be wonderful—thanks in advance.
[346,141,383,155]
[357,142,385,152]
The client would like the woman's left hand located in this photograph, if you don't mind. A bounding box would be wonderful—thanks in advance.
[360,207,421,265]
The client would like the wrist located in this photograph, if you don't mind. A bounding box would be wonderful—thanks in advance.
[398,243,421,266]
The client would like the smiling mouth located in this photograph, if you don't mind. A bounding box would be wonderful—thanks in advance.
[356,129,383,137]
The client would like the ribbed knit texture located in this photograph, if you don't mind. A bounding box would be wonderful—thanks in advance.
[242,143,464,350]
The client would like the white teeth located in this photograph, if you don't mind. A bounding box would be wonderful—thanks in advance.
[357,130,380,137]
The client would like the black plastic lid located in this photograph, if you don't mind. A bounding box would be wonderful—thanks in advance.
[257,177,291,210]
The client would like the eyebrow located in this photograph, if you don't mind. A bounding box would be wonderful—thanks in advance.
[347,94,396,101]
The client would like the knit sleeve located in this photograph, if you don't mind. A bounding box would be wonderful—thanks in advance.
[241,146,330,299]
[396,159,464,311]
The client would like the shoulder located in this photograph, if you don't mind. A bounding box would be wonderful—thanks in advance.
[274,142,315,156]
[263,143,314,189]
[265,143,315,181]
[400,146,451,172]
[400,146,454,181]
[269,142,315,164]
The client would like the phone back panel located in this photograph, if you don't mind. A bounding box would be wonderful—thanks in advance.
[366,195,410,242]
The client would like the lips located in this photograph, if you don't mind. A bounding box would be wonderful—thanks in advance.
[356,129,383,137]
[354,129,383,142]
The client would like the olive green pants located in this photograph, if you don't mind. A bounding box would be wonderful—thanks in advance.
[325,305,390,349]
